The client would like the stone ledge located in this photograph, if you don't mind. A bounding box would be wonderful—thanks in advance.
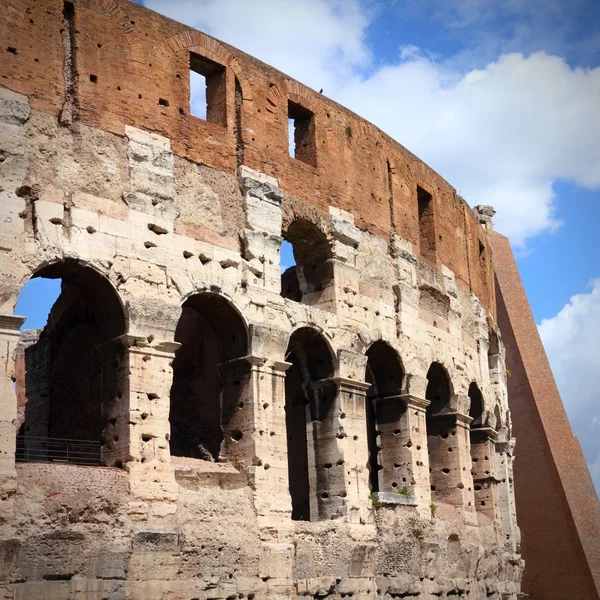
[375,492,417,507]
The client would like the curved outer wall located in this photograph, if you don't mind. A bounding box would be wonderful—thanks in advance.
[0,1,522,599]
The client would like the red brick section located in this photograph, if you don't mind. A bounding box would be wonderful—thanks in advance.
[0,0,495,317]
[489,230,600,600]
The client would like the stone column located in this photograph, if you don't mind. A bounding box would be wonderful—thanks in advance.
[470,426,500,521]
[377,394,431,505]
[239,166,284,293]
[427,411,476,512]
[219,354,296,521]
[0,314,26,494]
[305,377,343,521]
[334,377,371,524]
[98,334,180,501]
[495,437,520,544]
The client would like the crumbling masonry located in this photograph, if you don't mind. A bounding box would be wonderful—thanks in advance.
[0,1,593,598]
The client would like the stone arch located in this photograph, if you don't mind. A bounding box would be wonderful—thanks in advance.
[15,258,127,467]
[284,326,336,521]
[425,361,454,415]
[468,382,484,428]
[280,216,334,306]
[364,340,405,492]
[169,292,249,462]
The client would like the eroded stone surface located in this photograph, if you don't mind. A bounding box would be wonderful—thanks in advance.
[0,3,523,599]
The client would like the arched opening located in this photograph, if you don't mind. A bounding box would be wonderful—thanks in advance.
[284,327,336,521]
[469,383,496,518]
[364,341,404,493]
[280,219,334,306]
[15,260,126,467]
[169,293,248,462]
[425,362,459,502]
[468,382,484,428]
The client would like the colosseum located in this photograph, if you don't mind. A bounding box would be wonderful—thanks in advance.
[0,1,599,599]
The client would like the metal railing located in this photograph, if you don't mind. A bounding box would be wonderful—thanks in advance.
[15,436,101,466]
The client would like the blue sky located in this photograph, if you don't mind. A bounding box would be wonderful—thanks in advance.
[16,0,600,491]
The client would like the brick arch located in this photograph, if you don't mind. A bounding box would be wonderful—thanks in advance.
[84,0,136,35]
[353,122,397,174]
[266,79,325,117]
[130,29,253,101]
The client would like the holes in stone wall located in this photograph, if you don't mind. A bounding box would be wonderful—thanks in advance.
[288,100,317,166]
[280,219,333,306]
[417,186,436,262]
[158,98,169,107]
[189,52,226,125]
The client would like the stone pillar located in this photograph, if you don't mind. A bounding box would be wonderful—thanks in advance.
[306,377,343,521]
[427,411,476,511]
[0,315,26,494]
[470,426,500,521]
[219,353,296,521]
[495,438,520,543]
[239,166,284,293]
[377,394,430,505]
[16,329,50,439]
[252,359,293,521]
[218,356,262,468]
[335,377,371,524]
[323,208,362,316]
[98,334,180,501]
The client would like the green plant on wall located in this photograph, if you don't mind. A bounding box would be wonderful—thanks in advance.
[396,486,413,497]
[345,125,353,138]
[430,502,438,520]
[369,492,382,509]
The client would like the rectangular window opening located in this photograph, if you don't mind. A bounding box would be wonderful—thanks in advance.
[417,186,436,261]
[288,100,316,166]
[189,52,226,125]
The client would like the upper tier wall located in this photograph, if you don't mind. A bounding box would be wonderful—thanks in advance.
[0,0,495,317]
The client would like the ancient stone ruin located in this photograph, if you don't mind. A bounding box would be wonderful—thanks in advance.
[0,1,597,599]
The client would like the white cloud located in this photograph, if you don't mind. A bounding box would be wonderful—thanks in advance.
[143,0,600,246]
[539,279,600,493]
[144,0,371,93]
[338,50,600,245]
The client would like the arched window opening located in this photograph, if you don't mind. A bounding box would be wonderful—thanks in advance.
[364,341,404,493]
[170,293,248,462]
[15,261,126,467]
[425,362,459,502]
[284,327,336,521]
[280,219,334,306]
